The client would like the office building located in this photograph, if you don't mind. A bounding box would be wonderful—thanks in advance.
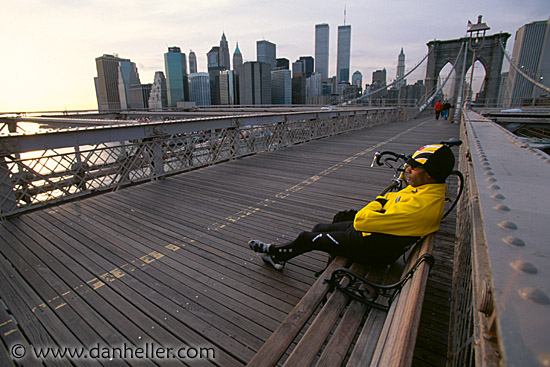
[271,69,292,104]
[257,40,277,70]
[396,48,406,89]
[299,56,314,77]
[232,43,243,104]
[117,60,141,110]
[307,72,322,99]
[233,43,243,71]
[164,47,188,107]
[189,51,197,74]
[337,25,351,84]
[240,61,272,105]
[292,60,307,104]
[504,18,550,107]
[352,70,362,89]
[371,68,388,101]
[95,54,131,112]
[315,23,330,79]
[129,83,152,110]
[188,72,211,106]
[219,70,235,105]
[276,58,290,70]
[219,33,231,70]
[148,71,168,110]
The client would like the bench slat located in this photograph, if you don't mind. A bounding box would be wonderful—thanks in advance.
[247,256,350,367]
[284,262,367,366]
[345,260,409,365]
[369,234,435,367]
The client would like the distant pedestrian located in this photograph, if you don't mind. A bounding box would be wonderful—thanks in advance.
[442,101,451,120]
[434,100,443,120]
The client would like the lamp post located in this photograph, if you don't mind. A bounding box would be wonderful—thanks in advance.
[465,15,490,108]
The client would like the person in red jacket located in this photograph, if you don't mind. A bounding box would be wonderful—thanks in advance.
[434,100,443,120]
[249,144,455,271]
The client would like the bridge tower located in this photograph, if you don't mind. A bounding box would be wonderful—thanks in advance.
[424,32,510,107]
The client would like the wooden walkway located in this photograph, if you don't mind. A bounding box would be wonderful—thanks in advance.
[0,115,460,366]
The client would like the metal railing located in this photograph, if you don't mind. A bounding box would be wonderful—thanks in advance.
[0,107,408,218]
[449,109,550,366]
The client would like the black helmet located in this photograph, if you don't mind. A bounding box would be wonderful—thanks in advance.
[406,144,455,182]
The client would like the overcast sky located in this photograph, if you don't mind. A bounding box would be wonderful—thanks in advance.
[1,0,548,112]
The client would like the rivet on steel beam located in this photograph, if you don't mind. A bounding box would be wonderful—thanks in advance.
[493,204,510,211]
[491,193,505,200]
[518,287,550,305]
[485,177,497,182]
[510,260,538,274]
[488,184,501,190]
[484,171,495,176]
[498,220,518,230]
[503,236,525,246]
[478,280,494,315]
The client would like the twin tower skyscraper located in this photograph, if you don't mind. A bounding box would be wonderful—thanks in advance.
[315,23,351,84]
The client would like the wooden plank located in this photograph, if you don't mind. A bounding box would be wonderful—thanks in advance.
[246,256,350,367]
[376,235,435,367]
[283,262,367,367]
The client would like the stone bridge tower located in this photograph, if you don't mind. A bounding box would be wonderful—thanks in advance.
[424,32,510,107]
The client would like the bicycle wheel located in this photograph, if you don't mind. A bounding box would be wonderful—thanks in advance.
[442,170,464,219]
[379,181,401,196]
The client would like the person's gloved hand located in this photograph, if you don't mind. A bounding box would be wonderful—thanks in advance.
[332,209,357,223]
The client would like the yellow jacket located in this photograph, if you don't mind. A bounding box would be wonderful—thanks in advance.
[353,183,446,237]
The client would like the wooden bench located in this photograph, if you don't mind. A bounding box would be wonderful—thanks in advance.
[247,233,436,367]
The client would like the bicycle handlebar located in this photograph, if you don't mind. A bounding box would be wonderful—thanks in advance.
[371,151,409,168]
[370,139,463,168]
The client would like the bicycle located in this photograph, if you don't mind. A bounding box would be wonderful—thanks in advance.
[370,138,464,219]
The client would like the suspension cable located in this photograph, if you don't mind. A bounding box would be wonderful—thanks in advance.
[341,47,434,106]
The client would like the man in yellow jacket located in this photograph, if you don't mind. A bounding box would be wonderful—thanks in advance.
[249,144,455,270]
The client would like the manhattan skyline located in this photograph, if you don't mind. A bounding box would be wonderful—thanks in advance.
[1,0,548,112]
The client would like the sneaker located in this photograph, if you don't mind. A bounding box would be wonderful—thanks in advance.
[248,239,271,254]
[261,254,286,271]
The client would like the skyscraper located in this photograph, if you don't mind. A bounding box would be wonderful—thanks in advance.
[299,56,314,78]
[164,47,187,107]
[148,71,168,110]
[292,60,307,104]
[95,54,130,112]
[219,33,231,71]
[257,40,277,70]
[188,72,211,106]
[337,25,351,84]
[232,43,243,105]
[233,43,243,71]
[271,69,292,104]
[240,61,272,105]
[352,70,362,89]
[396,48,406,89]
[315,23,330,79]
[504,18,550,107]
[117,60,141,110]
[189,50,197,74]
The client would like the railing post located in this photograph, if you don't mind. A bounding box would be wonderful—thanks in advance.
[0,156,17,216]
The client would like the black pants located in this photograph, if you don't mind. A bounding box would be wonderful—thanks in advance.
[269,221,420,265]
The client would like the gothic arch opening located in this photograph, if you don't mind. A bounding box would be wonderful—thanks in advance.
[439,62,458,103]
[465,60,487,105]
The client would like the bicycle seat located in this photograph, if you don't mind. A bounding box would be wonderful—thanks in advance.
[440,138,462,147]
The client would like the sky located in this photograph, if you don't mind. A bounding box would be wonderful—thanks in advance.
[1,0,548,113]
